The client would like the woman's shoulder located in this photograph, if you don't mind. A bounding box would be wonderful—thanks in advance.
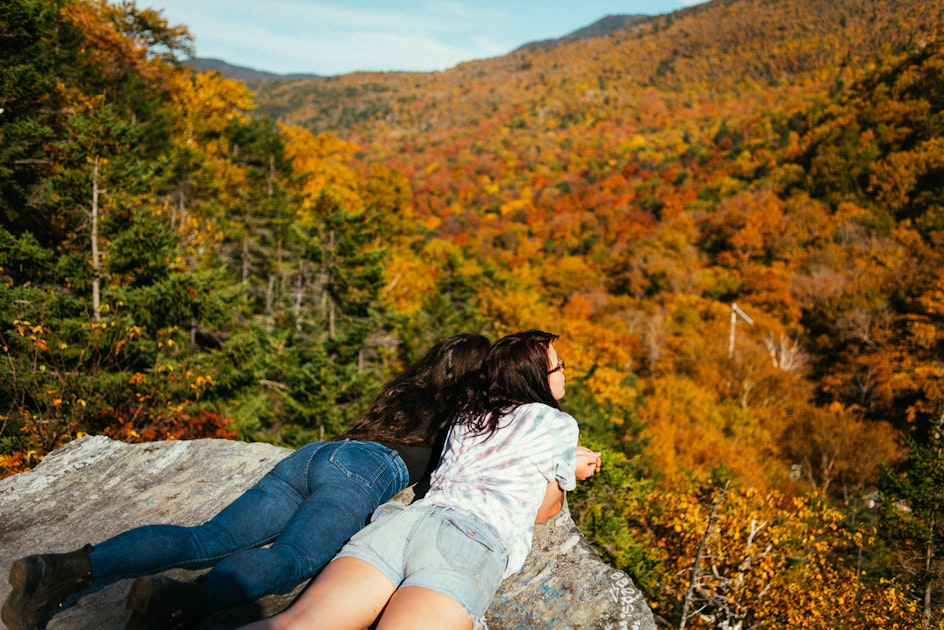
[506,403,579,455]
[514,402,578,428]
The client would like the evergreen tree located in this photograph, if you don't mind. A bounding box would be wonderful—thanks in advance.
[0,0,71,237]
[878,414,944,630]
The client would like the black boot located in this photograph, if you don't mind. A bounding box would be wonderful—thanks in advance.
[123,575,207,630]
[1,544,93,630]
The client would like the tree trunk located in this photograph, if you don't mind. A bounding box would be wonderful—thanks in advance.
[924,519,935,630]
[91,156,102,322]
[242,235,250,284]
[323,230,336,336]
[679,481,730,630]
[265,274,276,333]
[328,299,335,337]
[294,259,304,330]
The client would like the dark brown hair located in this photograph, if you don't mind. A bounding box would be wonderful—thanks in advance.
[335,333,490,446]
[456,329,560,439]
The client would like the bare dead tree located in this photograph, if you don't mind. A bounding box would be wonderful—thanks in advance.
[680,481,730,630]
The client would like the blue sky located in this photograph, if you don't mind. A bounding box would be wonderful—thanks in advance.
[144,1,710,76]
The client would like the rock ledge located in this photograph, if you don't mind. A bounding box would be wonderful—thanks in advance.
[0,436,655,629]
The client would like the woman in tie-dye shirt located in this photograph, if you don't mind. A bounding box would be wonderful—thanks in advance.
[242,329,601,630]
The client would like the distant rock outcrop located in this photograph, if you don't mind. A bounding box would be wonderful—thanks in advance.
[0,436,656,629]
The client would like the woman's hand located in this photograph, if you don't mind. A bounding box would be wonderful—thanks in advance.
[576,446,602,480]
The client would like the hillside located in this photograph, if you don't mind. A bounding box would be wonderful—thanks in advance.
[250,0,944,484]
[252,0,939,237]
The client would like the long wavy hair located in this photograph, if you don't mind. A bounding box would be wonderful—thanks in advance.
[335,333,490,446]
[455,330,560,439]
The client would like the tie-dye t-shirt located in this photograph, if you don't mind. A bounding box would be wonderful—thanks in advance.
[419,402,578,578]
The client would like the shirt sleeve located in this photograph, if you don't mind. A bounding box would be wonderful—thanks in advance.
[553,413,579,491]
[521,404,579,492]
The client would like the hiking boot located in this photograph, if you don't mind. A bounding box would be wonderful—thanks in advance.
[1,544,93,630]
[124,575,207,630]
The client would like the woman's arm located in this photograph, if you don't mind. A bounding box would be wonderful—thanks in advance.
[535,481,564,523]
[537,446,597,523]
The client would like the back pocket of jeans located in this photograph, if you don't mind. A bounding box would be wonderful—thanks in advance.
[436,516,499,575]
[329,443,388,488]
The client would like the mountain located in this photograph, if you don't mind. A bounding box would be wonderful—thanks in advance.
[187,14,649,83]
[514,13,652,52]
[187,57,320,82]
[245,0,944,452]
[4,1,943,621]
[249,0,935,139]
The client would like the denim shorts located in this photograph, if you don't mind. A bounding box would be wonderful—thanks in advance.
[335,501,507,619]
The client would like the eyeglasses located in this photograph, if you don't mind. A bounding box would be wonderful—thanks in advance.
[547,358,565,375]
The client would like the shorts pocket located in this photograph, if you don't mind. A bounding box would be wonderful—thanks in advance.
[370,500,406,523]
[436,515,500,575]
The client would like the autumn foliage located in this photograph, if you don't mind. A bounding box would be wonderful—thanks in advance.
[2,0,944,625]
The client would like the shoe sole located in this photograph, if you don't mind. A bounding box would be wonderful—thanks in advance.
[2,588,27,630]
[3,554,88,630]
[3,558,40,630]
[126,577,154,614]
[8,558,40,596]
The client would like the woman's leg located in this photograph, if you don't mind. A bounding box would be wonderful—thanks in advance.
[3,444,326,629]
[377,586,473,630]
[239,557,396,630]
[91,444,328,583]
[201,441,408,612]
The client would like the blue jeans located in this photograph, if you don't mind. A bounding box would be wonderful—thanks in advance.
[87,440,408,613]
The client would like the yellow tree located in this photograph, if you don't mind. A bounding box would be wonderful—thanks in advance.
[281,125,365,226]
[61,0,191,97]
[641,484,920,628]
[164,69,256,264]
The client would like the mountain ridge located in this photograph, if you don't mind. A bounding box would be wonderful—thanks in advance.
[187,58,321,82]
[513,13,652,52]
[188,13,649,81]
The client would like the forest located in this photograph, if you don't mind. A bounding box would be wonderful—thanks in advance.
[1,0,943,626]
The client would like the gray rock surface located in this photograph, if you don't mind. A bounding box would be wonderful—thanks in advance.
[0,436,655,629]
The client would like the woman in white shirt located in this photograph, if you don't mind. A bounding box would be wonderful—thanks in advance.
[241,329,600,630]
